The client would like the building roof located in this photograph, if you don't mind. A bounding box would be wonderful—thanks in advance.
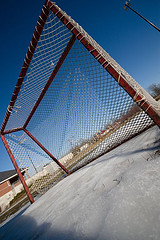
[0,169,26,184]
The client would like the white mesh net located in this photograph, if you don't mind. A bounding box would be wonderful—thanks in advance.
[5,12,72,131]
[2,3,158,194]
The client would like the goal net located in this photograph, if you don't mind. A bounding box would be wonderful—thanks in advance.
[1,1,160,199]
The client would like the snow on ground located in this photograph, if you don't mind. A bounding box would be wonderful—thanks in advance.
[0,126,160,240]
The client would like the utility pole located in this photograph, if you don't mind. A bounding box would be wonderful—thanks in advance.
[124,0,160,32]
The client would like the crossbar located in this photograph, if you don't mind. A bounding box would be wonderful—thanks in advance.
[47,0,160,127]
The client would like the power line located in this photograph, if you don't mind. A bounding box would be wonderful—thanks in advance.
[124,1,160,32]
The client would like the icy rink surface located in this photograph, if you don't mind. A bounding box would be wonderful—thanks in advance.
[0,126,160,240]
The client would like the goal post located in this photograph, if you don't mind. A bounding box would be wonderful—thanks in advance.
[1,134,34,204]
[1,0,160,203]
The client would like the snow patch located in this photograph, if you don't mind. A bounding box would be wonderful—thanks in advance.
[0,126,160,240]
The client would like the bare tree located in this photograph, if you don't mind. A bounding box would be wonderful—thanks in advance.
[148,83,160,98]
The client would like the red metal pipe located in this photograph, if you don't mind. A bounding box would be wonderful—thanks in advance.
[47,1,160,128]
[1,134,34,204]
[23,34,76,129]
[0,2,50,134]
[3,127,24,135]
[23,129,70,175]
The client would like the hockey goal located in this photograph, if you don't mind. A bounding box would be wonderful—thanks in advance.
[1,0,160,203]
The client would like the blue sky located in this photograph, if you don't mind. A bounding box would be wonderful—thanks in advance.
[0,0,160,171]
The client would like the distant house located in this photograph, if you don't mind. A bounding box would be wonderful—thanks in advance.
[0,169,29,213]
[0,169,27,197]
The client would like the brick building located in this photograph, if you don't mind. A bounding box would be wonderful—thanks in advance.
[0,169,29,213]
[0,169,27,198]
